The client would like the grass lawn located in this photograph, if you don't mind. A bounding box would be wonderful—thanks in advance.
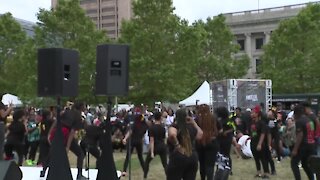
[65,151,308,180]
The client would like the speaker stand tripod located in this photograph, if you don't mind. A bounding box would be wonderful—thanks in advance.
[46,97,73,180]
[97,97,118,180]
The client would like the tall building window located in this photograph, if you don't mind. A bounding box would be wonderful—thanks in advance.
[80,0,96,4]
[102,7,115,12]
[86,9,97,14]
[256,59,262,74]
[256,38,264,50]
[102,23,115,28]
[237,39,245,51]
[102,15,115,20]
[107,30,116,34]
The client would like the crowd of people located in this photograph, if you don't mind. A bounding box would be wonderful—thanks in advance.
[0,99,320,180]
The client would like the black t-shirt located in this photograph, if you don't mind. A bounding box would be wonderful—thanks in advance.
[296,115,311,146]
[131,120,148,144]
[168,123,197,153]
[83,125,103,145]
[7,121,26,143]
[250,119,268,144]
[266,118,279,137]
[220,118,234,139]
[148,124,166,146]
[0,102,6,122]
[40,118,53,138]
[234,115,247,134]
[61,109,83,130]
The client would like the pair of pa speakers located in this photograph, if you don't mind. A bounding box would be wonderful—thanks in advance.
[37,44,129,97]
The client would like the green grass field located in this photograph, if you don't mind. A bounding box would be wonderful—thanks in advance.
[65,150,308,180]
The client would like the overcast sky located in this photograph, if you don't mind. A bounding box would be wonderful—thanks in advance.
[0,0,319,23]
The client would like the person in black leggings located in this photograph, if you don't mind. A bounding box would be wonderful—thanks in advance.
[4,109,27,166]
[291,104,315,180]
[0,100,13,161]
[216,106,234,175]
[266,110,277,175]
[250,105,269,179]
[196,104,220,180]
[80,122,103,169]
[41,102,87,180]
[122,109,148,176]
[167,108,203,180]
[144,111,167,179]
[37,109,53,166]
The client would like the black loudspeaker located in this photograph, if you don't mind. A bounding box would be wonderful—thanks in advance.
[0,160,22,180]
[95,44,129,96]
[38,48,79,97]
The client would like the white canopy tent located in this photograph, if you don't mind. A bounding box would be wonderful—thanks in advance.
[179,81,211,106]
[1,93,23,106]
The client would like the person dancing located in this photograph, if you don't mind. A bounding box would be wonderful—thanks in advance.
[40,102,88,180]
[4,109,27,165]
[196,104,220,180]
[167,108,203,180]
[250,105,270,179]
[0,98,13,160]
[144,111,167,179]
[37,109,54,166]
[122,108,148,176]
[216,106,235,175]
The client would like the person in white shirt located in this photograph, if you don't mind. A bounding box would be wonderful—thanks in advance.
[165,108,175,127]
[235,132,253,158]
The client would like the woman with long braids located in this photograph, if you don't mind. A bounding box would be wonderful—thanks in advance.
[196,104,220,180]
[167,108,203,180]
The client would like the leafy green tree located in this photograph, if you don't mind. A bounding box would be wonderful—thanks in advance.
[0,13,30,94]
[195,15,249,82]
[261,4,320,93]
[34,0,109,102]
[119,0,202,105]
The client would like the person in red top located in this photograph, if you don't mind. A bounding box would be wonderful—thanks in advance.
[40,102,87,180]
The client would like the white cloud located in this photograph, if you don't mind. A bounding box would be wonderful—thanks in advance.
[0,0,51,22]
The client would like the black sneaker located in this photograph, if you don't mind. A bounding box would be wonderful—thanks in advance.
[271,171,277,175]
[261,175,269,179]
[40,170,45,178]
[77,175,89,180]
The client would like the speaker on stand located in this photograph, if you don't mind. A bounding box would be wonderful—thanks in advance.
[37,48,79,180]
[95,44,129,180]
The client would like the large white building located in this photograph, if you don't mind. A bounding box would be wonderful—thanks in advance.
[224,2,319,78]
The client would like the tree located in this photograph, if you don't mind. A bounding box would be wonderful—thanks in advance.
[119,0,202,105]
[34,0,109,102]
[0,13,30,94]
[194,15,249,82]
[261,4,320,93]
